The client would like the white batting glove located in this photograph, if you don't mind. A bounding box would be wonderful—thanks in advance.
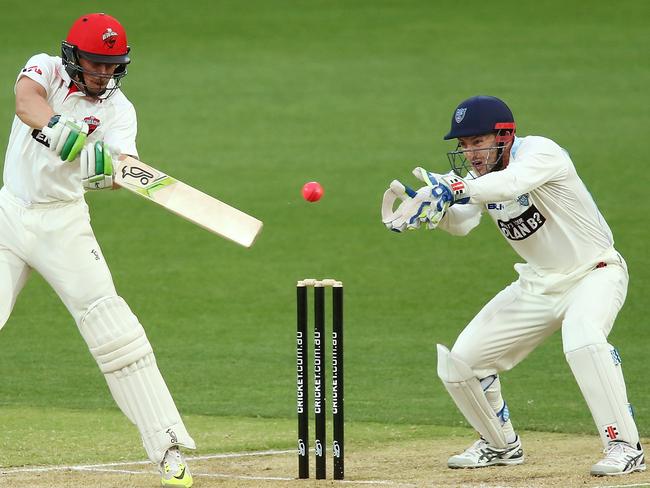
[41,115,89,162]
[81,141,114,190]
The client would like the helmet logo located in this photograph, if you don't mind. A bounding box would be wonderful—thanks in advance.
[454,108,467,124]
[102,28,118,48]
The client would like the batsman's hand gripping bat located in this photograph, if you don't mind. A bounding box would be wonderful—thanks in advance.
[114,155,263,247]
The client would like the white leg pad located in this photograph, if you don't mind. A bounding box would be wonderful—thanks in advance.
[566,343,639,447]
[437,344,507,448]
[79,296,196,463]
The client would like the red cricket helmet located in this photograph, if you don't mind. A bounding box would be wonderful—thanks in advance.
[61,13,131,98]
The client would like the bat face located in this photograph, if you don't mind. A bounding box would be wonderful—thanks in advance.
[115,156,263,247]
[121,164,155,185]
[118,160,176,198]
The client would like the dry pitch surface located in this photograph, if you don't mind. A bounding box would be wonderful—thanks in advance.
[1,432,649,488]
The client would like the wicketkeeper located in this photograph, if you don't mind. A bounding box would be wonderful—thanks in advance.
[0,13,195,487]
[382,95,644,476]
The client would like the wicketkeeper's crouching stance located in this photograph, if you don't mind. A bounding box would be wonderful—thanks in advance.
[382,96,644,476]
[1,13,194,487]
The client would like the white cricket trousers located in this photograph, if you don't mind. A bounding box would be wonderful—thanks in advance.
[451,250,628,378]
[0,186,116,329]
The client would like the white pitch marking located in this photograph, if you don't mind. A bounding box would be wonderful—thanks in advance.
[0,448,413,486]
[340,481,417,487]
[0,449,294,474]
[597,483,650,488]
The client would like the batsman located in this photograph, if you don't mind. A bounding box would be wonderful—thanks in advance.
[0,13,194,487]
[382,96,644,476]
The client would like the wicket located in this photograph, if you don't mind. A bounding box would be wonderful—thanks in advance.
[296,279,344,480]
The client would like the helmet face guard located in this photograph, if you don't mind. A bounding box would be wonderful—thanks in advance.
[62,13,130,100]
[61,41,128,99]
[448,143,501,179]
[443,96,515,178]
[447,123,516,178]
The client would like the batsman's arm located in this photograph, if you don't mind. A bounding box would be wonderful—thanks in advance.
[15,76,54,129]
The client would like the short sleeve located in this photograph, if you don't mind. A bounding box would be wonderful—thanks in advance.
[15,53,56,95]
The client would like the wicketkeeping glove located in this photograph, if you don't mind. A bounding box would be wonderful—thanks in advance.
[381,167,471,233]
[81,141,114,190]
[41,115,89,162]
[412,167,470,206]
[381,179,442,232]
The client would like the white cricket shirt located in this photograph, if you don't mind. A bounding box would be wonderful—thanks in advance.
[2,53,138,204]
[439,136,615,275]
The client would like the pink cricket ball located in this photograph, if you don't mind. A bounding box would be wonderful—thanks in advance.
[302,181,324,202]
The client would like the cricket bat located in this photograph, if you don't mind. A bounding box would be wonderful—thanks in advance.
[114,155,263,247]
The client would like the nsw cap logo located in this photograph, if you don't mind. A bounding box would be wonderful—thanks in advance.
[102,28,117,48]
[455,107,467,124]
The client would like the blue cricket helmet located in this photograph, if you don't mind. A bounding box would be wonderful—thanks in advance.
[444,95,515,140]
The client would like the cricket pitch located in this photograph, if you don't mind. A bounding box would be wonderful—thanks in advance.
[2,432,649,488]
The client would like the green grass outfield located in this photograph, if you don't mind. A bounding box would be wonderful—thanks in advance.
[1,0,649,468]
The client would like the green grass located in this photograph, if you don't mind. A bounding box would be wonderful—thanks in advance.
[0,0,649,467]
[0,405,451,467]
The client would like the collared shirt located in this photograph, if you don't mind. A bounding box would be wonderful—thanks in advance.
[3,53,138,204]
[439,136,614,275]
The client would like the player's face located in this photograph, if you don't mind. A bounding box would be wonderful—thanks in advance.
[78,57,119,96]
[458,134,499,176]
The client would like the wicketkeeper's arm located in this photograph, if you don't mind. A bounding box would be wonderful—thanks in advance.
[437,203,483,236]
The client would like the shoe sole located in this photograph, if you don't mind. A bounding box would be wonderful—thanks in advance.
[448,457,525,469]
[591,464,646,477]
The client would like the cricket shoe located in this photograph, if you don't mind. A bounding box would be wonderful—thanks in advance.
[591,441,646,476]
[160,446,193,487]
[448,436,524,468]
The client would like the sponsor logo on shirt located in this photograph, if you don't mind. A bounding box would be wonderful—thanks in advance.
[497,205,546,241]
[517,193,530,206]
[31,129,50,147]
[22,65,43,75]
[30,115,100,146]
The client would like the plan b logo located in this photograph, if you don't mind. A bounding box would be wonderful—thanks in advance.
[497,205,547,241]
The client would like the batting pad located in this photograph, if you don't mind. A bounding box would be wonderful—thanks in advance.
[437,344,508,448]
[79,296,196,463]
[566,343,639,447]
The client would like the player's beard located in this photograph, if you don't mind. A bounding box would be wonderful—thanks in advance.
[74,72,112,98]
[84,77,109,97]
